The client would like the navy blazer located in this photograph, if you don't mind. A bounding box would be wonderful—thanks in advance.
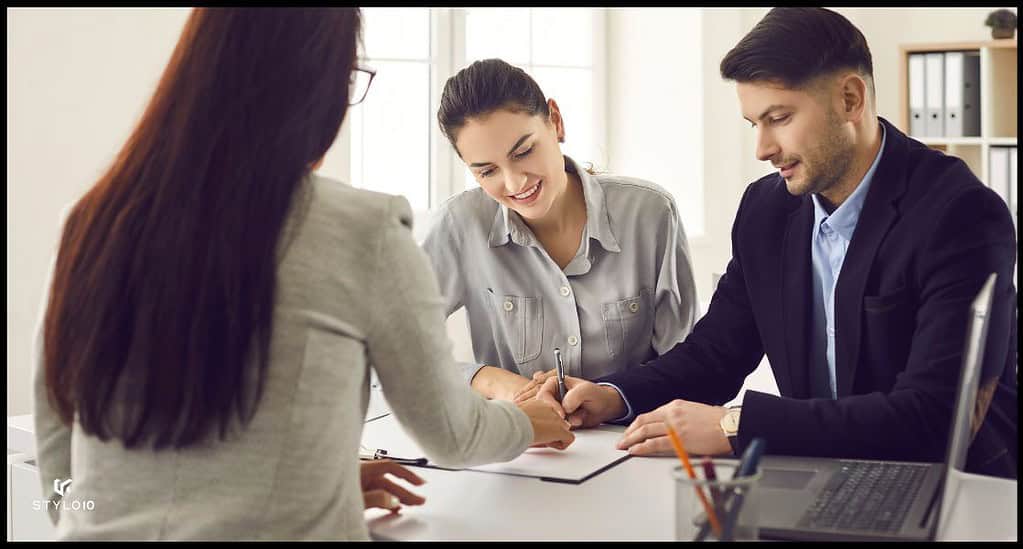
[599,118,1018,478]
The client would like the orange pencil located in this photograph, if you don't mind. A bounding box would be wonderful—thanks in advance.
[666,426,722,539]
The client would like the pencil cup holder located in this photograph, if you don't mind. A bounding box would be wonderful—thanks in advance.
[673,461,761,541]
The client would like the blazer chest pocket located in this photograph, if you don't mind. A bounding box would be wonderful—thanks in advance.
[484,290,543,364]
[863,285,910,314]
[861,285,914,388]
[602,289,654,359]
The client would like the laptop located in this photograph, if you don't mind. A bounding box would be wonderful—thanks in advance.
[753,272,998,541]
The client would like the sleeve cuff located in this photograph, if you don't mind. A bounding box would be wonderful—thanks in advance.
[462,362,485,386]
[596,382,635,424]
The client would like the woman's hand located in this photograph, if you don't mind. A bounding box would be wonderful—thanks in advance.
[361,460,426,514]
[513,369,558,404]
[470,366,532,401]
[517,398,575,450]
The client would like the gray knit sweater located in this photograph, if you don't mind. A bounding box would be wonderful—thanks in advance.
[32,174,533,540]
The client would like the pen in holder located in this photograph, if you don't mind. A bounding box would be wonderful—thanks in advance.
[686,437,766,541]
[673,459,762,541]
[666,427,723,539]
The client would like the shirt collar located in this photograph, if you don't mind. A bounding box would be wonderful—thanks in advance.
[488,155,621,253]
[812,124,887,242]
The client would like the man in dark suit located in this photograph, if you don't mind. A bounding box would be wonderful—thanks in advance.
[538,8,1017,478]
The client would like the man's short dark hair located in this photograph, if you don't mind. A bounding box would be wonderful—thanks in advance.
[720,8,873,91]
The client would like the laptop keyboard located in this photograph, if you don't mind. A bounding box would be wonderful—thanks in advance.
[797,460,930,533]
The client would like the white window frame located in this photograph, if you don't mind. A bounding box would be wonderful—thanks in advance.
[431,8,461,210]
[335,8,607,221]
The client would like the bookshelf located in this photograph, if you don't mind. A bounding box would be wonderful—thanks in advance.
[897,40,1017,200]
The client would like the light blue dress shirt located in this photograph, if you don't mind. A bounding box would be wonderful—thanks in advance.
[808,125,886,398]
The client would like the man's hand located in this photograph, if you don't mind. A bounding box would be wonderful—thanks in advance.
[361,460,426,514]
[616,399,731,456]
[536,376,626,429]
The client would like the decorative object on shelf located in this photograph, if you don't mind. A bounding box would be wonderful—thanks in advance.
[984,9,1017,40]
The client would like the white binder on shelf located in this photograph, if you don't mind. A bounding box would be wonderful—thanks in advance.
[944,52,963,137]
[924,52,945,137]
[909,53,926,137]
[944,51,982,138]
[988,146,1010,205]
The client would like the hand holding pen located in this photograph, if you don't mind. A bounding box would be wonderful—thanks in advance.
[511,348,569,404]
[536,374,627,429]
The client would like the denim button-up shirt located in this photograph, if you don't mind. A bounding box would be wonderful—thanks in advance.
[422,155,697,384]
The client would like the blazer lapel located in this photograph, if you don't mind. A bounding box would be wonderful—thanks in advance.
[834,118,909,397]
[781,197,814,398]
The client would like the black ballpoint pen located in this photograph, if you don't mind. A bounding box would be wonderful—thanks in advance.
[554,347,567,401]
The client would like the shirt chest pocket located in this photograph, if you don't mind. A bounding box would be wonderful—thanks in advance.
[601,289,654,359]
[483,289,544,364]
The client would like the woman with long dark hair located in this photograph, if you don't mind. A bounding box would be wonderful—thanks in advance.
[33,8,572,540]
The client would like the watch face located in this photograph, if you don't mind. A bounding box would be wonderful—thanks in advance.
[723,411,740,433]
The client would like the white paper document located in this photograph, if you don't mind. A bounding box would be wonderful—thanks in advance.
[360,413,630,483]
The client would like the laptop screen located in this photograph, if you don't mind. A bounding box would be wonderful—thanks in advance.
[931,273,997,537]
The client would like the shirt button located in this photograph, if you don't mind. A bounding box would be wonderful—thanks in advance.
[559,286,571,297]
[503,300,514,312]
[568,336,579,346]
[628,302,640,313]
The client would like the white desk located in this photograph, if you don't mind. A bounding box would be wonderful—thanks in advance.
[363,407,1017,541]
[365,445,674,541]
[9,396,1016,542]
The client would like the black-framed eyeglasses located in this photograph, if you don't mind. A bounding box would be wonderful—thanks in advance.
[349,64,376,106]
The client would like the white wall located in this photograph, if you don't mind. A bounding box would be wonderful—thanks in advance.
[606,8,755,309]
[606,8,704,239]
[7,8,191,416]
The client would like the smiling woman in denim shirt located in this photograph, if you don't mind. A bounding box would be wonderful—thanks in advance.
[423,58,698,403]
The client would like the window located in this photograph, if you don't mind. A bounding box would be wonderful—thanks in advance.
[348,8,432,212]
[324,8,606,216]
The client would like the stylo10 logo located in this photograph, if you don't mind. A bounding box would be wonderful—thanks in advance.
[32,478,96,512]
[54,478,72,496]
